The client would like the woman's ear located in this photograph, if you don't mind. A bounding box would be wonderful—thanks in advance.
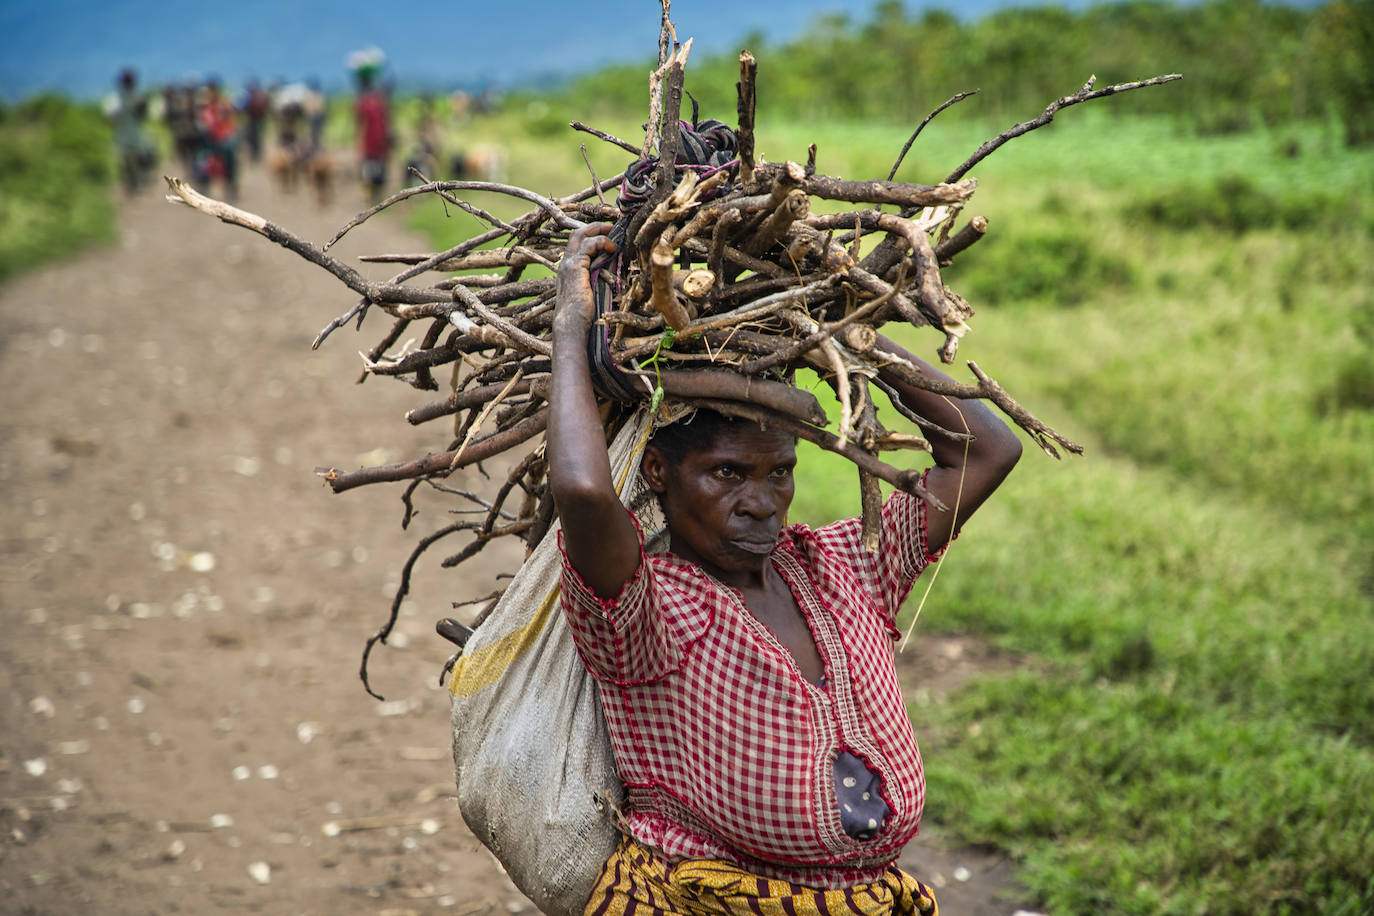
[641,446,670,495]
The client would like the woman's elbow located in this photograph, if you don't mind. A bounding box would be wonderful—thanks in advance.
[978,424,1023,484]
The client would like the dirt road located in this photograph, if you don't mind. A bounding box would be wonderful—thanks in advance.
[0,158,1031,915]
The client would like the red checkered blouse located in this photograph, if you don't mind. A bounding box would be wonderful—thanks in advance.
[559,485,945,889]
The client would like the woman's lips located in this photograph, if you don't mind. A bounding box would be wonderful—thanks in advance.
[729,535,778,556]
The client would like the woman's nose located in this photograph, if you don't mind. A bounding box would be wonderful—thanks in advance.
[736,481,776,518]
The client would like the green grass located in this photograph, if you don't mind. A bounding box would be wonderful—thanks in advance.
[406,108,1374,914]
[0,96,117,285]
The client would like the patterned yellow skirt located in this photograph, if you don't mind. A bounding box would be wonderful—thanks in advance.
[583,836,938,916]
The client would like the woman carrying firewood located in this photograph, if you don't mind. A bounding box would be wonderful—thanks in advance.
[549,222,1023,916]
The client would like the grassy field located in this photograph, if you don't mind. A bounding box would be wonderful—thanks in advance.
[405,104,1374,914]
[0,96,117,285]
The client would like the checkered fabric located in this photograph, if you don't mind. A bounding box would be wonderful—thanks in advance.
[582,834,939,916]
[559,482,945,889]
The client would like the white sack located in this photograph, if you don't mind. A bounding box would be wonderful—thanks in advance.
[448,411,655,915]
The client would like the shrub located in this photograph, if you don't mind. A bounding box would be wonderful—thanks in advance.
[1124,173,1345,233]
[950,226,1136,307]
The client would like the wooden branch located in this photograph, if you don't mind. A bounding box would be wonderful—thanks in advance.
[408,166,518,234]
[874,353,1083,458]
[945,73,1183,183]
[360,246,558,273]
[324,179,586,251]
[744,188,810,257]
[737,50,757,184]
[708,209,741,293]
[318,409,549,493]
[934,215,988,265]
[688,398,945,511]
[888,90,979,181]
[748,167,977,209]
[647,369,826,425]
[855,381,883,554]
[406,378,538,426]
[651,41,691,207]
[738,291,892,375]
[166,177,453,310]
[569,120,641,155]
[451,285,553,357]
[648,230,692,331]
[359,519,469,699]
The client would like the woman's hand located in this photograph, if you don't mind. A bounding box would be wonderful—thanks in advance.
[548,221,641,598]
[555,223,616,333]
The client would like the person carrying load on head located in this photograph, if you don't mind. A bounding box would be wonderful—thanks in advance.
[547,118,1023,916]
[349,47,391,203]
[195,76,240,201]
[105,67,156,195]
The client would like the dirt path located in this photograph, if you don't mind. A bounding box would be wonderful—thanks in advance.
[0,158,1035,915]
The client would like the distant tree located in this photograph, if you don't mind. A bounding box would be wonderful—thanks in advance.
[1301,0,1374,145]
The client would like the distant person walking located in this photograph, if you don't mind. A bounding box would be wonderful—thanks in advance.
[349,49,391,203]
[240,78,271,163]
[163,81,201,174]
[105,68,156,195]
[196,77,240,201]
[304,77,327,154]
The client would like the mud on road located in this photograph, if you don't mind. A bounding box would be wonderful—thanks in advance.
[0,161,1031,915]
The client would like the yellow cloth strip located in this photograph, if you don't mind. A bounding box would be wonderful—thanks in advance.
[583,837,938,916]
[448,585,560,698]
[449,414,654,699]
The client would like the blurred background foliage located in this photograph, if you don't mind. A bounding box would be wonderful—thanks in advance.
[557,0,1374,144]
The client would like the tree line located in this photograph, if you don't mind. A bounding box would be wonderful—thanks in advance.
[560,0,1374,145]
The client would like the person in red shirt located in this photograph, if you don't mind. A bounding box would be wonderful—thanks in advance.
[354,69,391,203]
[549,220,1021,915]
[196,77,239,201]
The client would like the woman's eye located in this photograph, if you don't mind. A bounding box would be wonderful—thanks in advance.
[714,466,737,480]
[770,466,793,480]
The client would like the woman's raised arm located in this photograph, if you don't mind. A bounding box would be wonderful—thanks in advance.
[547,224,644,598]
[875,336,1022,553]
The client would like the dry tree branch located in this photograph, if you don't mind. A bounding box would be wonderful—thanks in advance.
[317,409,549,493]
[408,166,519,233]
[888,90,979,181]
[945,73,1183,183]
[570,120,641,155]
[737,50,757,184]
[325,180,586,251]
[167,29,1185,700]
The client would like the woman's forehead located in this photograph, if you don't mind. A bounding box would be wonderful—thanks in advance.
[689,423,796,461]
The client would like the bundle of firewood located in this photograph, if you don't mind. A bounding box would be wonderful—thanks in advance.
[166,16,1177,693]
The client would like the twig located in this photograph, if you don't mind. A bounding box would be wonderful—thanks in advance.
[737,293,891,375]
[580,146,609,206]
[324,179,586,250]
[888,90,979,181]
[359,519,470,699]
[448,369,525,470]
[945,73,1183,183]
[934,215,988,265]
[737,50,757,184]
[317,409,549,493]
[408,166,518,233]
[570,121,640,155]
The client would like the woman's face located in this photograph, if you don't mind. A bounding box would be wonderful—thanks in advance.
[642,423,797,583]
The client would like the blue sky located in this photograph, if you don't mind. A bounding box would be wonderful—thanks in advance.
[3,0,1096,101]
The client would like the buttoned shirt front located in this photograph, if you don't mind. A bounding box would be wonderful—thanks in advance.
[559,484,945,889]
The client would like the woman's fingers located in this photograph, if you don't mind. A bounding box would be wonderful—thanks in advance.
[560,222,616,274]
[556,223,616,326]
